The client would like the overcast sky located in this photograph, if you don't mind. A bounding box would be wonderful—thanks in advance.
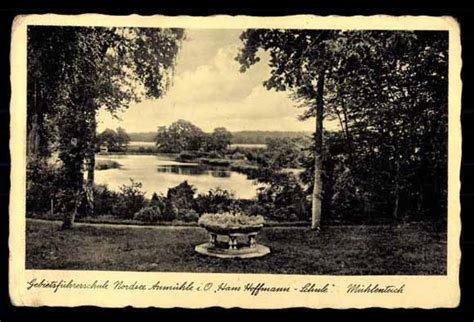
[97,28,319,133]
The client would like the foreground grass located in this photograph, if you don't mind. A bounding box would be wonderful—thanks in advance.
[26,220,446,275]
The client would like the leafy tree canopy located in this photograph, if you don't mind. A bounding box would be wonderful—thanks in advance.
[27,26,185,158]
[236,29,448,226]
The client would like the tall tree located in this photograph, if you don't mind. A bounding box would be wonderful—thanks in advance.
[116,127,131,151]
[155,120,206,152]
[28,26,184,228]
[329,31,448,222]
[236,29,447,228]
[207,127,233,153]
[97,128,119,151]
[237,29,338,229]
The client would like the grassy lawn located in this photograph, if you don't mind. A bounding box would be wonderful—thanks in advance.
[26,219,446,275]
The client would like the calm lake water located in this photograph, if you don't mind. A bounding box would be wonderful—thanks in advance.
[95,154,261,199]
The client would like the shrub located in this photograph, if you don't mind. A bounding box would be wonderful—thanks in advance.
[288,213,299,221]
[133,206,162,222]
[114,179,147,219]
[195,187,235,214]
[95,160,121,170]
[162,200,179,221]
[230,152,246,160]
[26,160,62,214]
[330,166,370,224]
[247,204,267,217]
[200,158,230,167]
[176,151,198,161]
[149,192,166,211]
[230,199,256,214]
[167,181,196,210]
[208,151,223,159]
[177,209,199,222]
[93,184,120,216]
[256,173,309,221]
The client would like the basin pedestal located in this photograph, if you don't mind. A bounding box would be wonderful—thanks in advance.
[195,226,270,259]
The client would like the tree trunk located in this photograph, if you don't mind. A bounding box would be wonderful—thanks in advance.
[27,114,40,161]
[85,115,97,216]
[311,69,325,230]
[340,97,353,159]
[62,206,77,229]
[27,80,42,162]
[59,96,94,229]
[417,185,424,220]
[61,187,82,230]
[85,152,95,216]
[392,160,400,220]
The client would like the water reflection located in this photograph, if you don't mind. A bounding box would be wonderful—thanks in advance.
[94,154,261,199]
[157,164,231,178]
[210,169,231,178]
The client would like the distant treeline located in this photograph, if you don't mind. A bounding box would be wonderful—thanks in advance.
[231,131,311,144]
[129,130,312,144]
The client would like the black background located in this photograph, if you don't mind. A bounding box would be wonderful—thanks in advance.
[0,1,472,321]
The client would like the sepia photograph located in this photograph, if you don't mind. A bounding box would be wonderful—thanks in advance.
[9,14,461,308]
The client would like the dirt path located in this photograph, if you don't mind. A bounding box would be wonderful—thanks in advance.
[26,218,201,230]
[26,218,309,231]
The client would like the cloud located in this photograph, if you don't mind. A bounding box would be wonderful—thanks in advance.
[97,29,326,133]
[175,29,244,73]
[167,44,269,105]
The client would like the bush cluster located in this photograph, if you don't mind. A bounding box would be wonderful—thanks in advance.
[133,206,162,222]
[26,160,62,214]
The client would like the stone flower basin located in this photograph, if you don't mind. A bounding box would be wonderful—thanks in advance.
[195,213,270,259]
[200,223,264,235]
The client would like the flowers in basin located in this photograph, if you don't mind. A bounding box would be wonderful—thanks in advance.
[198,212,265,230]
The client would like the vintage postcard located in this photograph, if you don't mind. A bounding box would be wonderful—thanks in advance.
[9,14,461,308]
